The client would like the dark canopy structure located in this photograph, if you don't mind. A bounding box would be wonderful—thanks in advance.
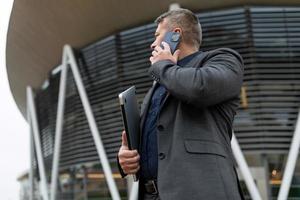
[6,0,300,116]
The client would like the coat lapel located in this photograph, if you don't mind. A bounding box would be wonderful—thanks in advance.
[140,81,158,133]
[139,81,171,151]
[160,91,170,110]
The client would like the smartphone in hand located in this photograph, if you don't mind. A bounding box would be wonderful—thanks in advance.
[161,31,181,54]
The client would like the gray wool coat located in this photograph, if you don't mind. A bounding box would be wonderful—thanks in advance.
[119,48,245,200]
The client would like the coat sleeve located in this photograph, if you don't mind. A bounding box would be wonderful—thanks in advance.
[148,48,244,108]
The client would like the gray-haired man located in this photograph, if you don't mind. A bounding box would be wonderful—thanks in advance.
[118,8,245,200]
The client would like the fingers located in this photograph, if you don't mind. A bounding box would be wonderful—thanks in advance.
[149,56,154,64]
[150,42,177,65]
[121,130,128,147]
[161,41,171,52]
[119,149,139,159]
[119,155,140,166]
[118,130,140,175]
[120,156,140,174]
[118,149,140,174]
[153,42,171,56]
[152,50,158,57]
[154,45,163,53]
[173,49,180,60]
[123,165,140,175]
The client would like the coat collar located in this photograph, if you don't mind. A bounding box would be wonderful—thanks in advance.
[140,81,158,125]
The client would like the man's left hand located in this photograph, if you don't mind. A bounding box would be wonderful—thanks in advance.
[150,41,180,65]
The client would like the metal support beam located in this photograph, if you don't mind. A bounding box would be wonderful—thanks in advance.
[66,44,121,200]
[277,109,300,200]
[27,100,35,200]
[129,180,139,200]
[49,45,121,200]
[50,63,68,200]
[27,87,49,200]
[231,133,262,200]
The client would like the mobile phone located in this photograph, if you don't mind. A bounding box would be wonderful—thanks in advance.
[161,31,181,54]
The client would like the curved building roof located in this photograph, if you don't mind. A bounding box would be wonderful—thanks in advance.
[6,0,300,116]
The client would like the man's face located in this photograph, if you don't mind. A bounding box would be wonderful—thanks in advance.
[150,19,169,50]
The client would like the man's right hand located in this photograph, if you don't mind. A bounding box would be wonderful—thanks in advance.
[118,131,140,175]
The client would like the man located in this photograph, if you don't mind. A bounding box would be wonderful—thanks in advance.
[117,8,245,200]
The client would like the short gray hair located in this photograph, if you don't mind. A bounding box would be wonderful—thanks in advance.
[155,8,202,49]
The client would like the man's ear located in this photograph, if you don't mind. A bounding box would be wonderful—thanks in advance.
[173,28,182,34]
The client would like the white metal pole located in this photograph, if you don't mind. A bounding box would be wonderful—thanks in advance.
[27,87,49,200]
[65,45,121,200]
[50,64,68,200]
[231,133,262,200]
[277,109,300,200]
[27,99,35,200]
[129,181,139,200]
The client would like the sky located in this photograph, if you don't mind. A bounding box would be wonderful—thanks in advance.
[0,0,30,200]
